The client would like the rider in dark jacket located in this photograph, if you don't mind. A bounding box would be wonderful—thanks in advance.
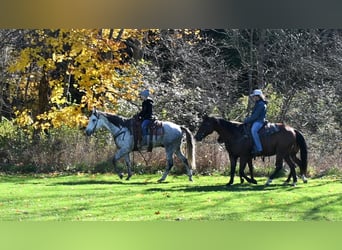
[244,89,267,156]
[138,89,154,142]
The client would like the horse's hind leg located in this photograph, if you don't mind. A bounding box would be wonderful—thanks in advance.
[175,149,193,182]
[291,154,308,183]
[158,149,174,183]
[266,155,284,186]
[284,155,298,186]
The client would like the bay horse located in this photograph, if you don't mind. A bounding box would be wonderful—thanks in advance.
[195,115,308,186]
[85,108,196,182]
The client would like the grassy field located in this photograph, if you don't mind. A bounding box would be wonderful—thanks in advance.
[0,173,340,221]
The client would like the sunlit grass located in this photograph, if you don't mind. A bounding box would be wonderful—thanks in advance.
[0,173,340,221]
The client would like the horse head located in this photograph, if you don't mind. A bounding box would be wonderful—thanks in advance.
[85,108,100,136]
[194,115,216,141]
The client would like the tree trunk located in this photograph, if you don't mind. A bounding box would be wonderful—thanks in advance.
[38,73,49,116]
[257,29,265,89]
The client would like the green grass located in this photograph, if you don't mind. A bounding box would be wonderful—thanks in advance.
[0,173,340,221]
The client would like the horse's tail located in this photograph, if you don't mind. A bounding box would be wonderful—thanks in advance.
[181,126,196,170]
[295,129,308,176]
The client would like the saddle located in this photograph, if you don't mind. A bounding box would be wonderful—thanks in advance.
[132,116,164,152]
[244,121,280,138]
[259,121,280,136]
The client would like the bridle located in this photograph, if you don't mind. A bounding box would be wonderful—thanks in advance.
[92,112,126,141]
[89,112,100,135]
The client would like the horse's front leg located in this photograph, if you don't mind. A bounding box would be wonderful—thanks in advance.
[239,158,246,184]
[247,158,257,184]
[112,148,130,180]
[226,155,237,186]
[239,157,257,184]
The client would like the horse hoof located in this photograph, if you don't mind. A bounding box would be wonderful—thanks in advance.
[226,182,233,186]
[119,174,124,179]
[189,177,193,182]
[265,179,272,186]
[126,176,131,181]
[251,179,258,184]
[292,182,297,187]
[157,178,164,183]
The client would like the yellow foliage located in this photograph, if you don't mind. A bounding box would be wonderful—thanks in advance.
[10,29,148,131]
[14,109,34,127]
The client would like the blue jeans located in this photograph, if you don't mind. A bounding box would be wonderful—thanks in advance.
[141,119,151,136]
[251,121,263,152]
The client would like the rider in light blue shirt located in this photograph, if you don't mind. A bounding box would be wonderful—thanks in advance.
[244,89,267,156]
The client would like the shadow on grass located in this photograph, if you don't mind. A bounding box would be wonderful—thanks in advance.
[145,183,287,193]
[51,180,155,186]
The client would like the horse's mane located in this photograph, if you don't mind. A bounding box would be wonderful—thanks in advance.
[98,111,132,129]
[217,118,244,134]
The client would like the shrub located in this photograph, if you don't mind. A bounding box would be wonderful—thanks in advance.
[0,120,340,178]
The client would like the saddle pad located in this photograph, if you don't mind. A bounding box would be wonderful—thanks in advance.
[259,122,280,136]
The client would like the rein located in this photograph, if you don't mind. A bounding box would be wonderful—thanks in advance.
[113,129,126,140]
[95,112,127,141]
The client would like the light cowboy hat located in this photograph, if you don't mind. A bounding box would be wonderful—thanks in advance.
[250,89,265,98]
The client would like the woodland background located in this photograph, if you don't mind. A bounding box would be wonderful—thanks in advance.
[0,29,340,176]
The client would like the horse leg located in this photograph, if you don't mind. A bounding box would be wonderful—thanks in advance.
[226,155,237,186]
[239,158,253,184]
[283,153,300,184]
[158,148,174,183]
[124,154,133,180]
[112,148,129,180]
[248,158,257,184]
[291,154,308,183]
[284,172,292,184]
[175,149,193,182]
[284,155,298,186]
[266,155,283,186]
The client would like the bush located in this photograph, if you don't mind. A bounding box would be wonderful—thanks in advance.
[0,121,115,173]
[0,120,340,178]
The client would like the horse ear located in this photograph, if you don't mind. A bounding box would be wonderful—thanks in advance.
[92,106,97,114]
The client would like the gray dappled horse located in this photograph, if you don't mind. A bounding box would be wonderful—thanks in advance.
[85,108,196,182]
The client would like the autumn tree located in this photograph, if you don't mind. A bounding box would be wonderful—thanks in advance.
[8,29,146,131]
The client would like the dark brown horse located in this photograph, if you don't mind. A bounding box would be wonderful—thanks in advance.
[194,115,308,186]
